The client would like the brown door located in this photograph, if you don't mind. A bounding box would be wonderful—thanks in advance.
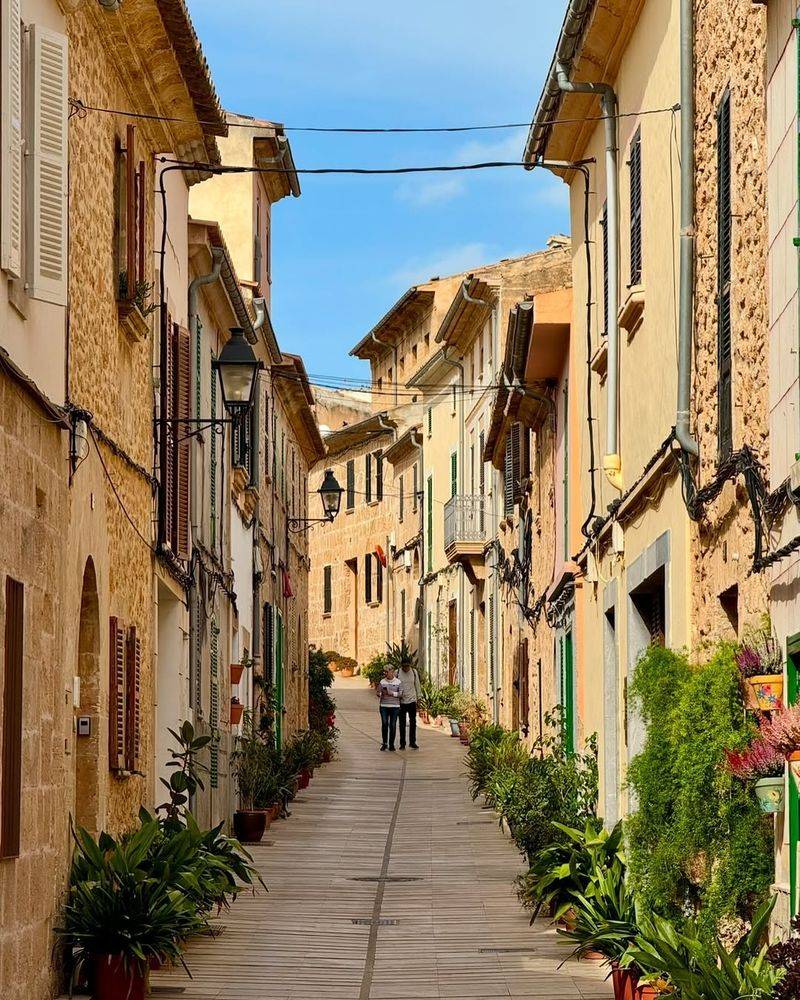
[346,558,359,663]
[448,600,457,685]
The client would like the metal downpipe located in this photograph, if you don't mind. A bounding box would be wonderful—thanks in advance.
[675,0,699,456]
[556,62,623,491]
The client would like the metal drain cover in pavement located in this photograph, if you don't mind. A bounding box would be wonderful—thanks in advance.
[150,989,187,995]
[352,917,398,926]
[349,876,422,883]
[456,819,494,825]
[479,947,538,954]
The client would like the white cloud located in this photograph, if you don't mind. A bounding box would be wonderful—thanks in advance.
[389,242,492,287]
[454,132,526,165]
[395,176,466,207]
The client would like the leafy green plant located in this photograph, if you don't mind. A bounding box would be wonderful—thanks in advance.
[623,896,781,999]
[361,653,388,686]
[516,818,623,922]
[231,714,273,811]
[158,720,211,828]
[625,643,773,938]
[465,723,506,799]
[386,640,417,672]
[559,855,637,964]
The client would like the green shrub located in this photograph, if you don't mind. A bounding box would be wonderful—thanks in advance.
[465,723,506,799]
[361,653,388,685]
[626,643,773,937]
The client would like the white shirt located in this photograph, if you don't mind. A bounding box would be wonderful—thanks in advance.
[398,668,422,705]
[379,677,401,708]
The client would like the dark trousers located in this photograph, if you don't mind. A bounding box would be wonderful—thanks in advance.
[400,701,417,747]
[380,706,399,748]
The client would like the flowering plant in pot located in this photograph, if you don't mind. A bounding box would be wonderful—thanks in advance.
[736,626,783,710]
[761,702,800,792]
[338,655,358,678]
[726,737,786,814]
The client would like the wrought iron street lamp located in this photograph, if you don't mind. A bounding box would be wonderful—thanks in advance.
[289,468,343,532]
[214,327,261,417]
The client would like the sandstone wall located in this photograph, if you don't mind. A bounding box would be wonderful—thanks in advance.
[691,0,769,647]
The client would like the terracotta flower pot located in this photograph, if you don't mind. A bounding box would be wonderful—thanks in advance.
[789,751,800,793]
[298,768,311,789]
[93,953,147,1000]
[458,722,471,745]
[580,949,606,962]
[754,774,785,813]
[611,964,634,1000]
[230,663,244,686]
[636,986,659,1000]
[229,701,244,725]
[419,709,430,724]
[233,809,267,843]
[747,673,783,711]
[340,666,354,678]
[322,749,332,763]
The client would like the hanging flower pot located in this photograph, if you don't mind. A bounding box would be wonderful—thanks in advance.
[754,775,785,813]
[229,699,244,726]
[747,674,784,711]
[788,751,800,793]
[93,953,147,1000]
[230,662,244,686]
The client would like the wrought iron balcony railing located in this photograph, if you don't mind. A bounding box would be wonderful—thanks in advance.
[443,494,487,558]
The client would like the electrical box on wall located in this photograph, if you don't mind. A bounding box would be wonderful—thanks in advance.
[76,716,91,737]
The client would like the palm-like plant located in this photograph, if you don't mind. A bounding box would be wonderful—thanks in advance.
[386,640,418,672]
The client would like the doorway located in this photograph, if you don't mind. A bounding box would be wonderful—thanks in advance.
[75,559,100,835]
[448,600,457,685]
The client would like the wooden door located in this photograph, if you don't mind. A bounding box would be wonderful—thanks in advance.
[448,600,457,686]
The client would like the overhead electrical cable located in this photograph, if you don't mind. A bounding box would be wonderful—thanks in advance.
[68,97,679,134]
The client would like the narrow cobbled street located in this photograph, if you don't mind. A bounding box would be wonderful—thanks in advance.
[152,677,612,1000]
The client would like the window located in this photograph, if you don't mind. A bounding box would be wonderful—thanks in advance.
[717,91,733,459]
[387,367,393,385]
[254,197,262,283]
[160,319,191,559]
[116,125,146,310]
[365,453,372,503]
[412,463,418,512]
[424,332,430,352]
[478,431,486,533]
[450,451,458,499]
[376,450,384,501]
[108,617,141,775]
[377,377,383,393]
[451,384,457,414]
[601,201,609,335]
[400,590,407,638]
[210,354,218,546]
[263,390,270,481]
[346,459,355,510]
[323,566,332,615]
[364,553,382,604]
[399,473,404,522]
[1,578,23,858]
[412,344,418,363]
[427,407,432,437]
[504,423,522,517]
[629,127,643,285]
[232,407,255,478]
[1,16,68,305]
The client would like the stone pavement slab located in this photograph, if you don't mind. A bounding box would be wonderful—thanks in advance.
[151,676,613,1000]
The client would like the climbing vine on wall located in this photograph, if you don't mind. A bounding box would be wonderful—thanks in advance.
[625,643,774,938]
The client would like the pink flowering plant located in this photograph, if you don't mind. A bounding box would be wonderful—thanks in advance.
[736,625,782,679]
[760,703,800,757]
[726,737,785,780]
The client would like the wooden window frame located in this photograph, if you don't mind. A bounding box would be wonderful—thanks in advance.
[1,578,24,859]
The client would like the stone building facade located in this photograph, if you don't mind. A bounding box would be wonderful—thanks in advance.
[690,0,769,646]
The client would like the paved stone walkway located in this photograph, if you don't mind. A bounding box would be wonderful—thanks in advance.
[152,677,613,1000]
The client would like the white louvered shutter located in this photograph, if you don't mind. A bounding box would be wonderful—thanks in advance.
[27,25,68,305]
[1,0,23,277]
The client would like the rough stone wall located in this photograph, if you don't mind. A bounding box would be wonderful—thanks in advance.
[691,0,769,647]
[0,383,70,1000]
[308,431,397,669]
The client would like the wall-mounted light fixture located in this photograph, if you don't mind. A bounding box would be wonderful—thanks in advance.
[70,411,90,474]
[288,469,343,533]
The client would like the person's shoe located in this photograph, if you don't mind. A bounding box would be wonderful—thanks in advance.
[389,746,396,752]
[399,744,406,750]
[380,744,387,751]
[410,743,419,749]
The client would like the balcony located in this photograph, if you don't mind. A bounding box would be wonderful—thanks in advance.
[444,495,487,579]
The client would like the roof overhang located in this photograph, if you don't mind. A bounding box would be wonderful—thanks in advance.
[384,425,422,466]
[319,411,397,458]
[522,288,572,382]
[434,276,495,352]
[406,348,460,391]
[253,131,301,202]
[273,354,326,464]
[188,219,257,341]
[350,288,436,360]
[523,0,643,171]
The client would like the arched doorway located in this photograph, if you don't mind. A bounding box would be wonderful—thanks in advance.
[75,558,101,835]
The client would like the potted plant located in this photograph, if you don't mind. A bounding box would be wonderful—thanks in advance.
[231,718,271,842]
[57,822,200,1000]
[761,702,800,791]
[737,628,783,711]
[324,650,341,672]
[230,696,244,726]
[726,737,786,813]
[338,656,357,678]
[362,653,388,688]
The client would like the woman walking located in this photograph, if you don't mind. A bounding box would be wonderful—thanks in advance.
[376,664,401,751]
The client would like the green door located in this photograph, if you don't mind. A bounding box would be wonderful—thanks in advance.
[789,636,800,915]
[276,612,284,751]
[560,630,575,755]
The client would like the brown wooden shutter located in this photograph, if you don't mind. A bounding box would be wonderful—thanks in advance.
[520,639,530,735]
[125,124,136,301]
[176,325,192,559]
[108,616,126,771]
[136,159,145,288]
[125,625,141,772]
[1,578,24,859]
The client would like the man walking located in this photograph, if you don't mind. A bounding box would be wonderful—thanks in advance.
[376,664,401,751]
[398,657,422,750]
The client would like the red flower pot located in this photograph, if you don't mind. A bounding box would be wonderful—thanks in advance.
[233,809,267,843]
[230,663,244,685]
[229,700,244,725]
[636,987,658,1000]
[93,953,147,1000]
[322,749,332,763]
[298,768,310,789]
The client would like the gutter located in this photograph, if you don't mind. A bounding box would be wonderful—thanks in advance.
[675,0,699,456]
[555,60,622,491]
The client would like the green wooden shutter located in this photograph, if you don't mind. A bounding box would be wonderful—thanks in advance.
[210,356,217,548]
[323,566,332,615]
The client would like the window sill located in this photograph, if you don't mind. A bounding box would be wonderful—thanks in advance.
[618,285,645,339]
[118,300,150,344]
[367,499,380,507]
[322,612,332,620]
[367,600,382,609]
[345,507,355,515]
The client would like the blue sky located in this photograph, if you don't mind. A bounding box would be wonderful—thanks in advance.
[189,0,569,380]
